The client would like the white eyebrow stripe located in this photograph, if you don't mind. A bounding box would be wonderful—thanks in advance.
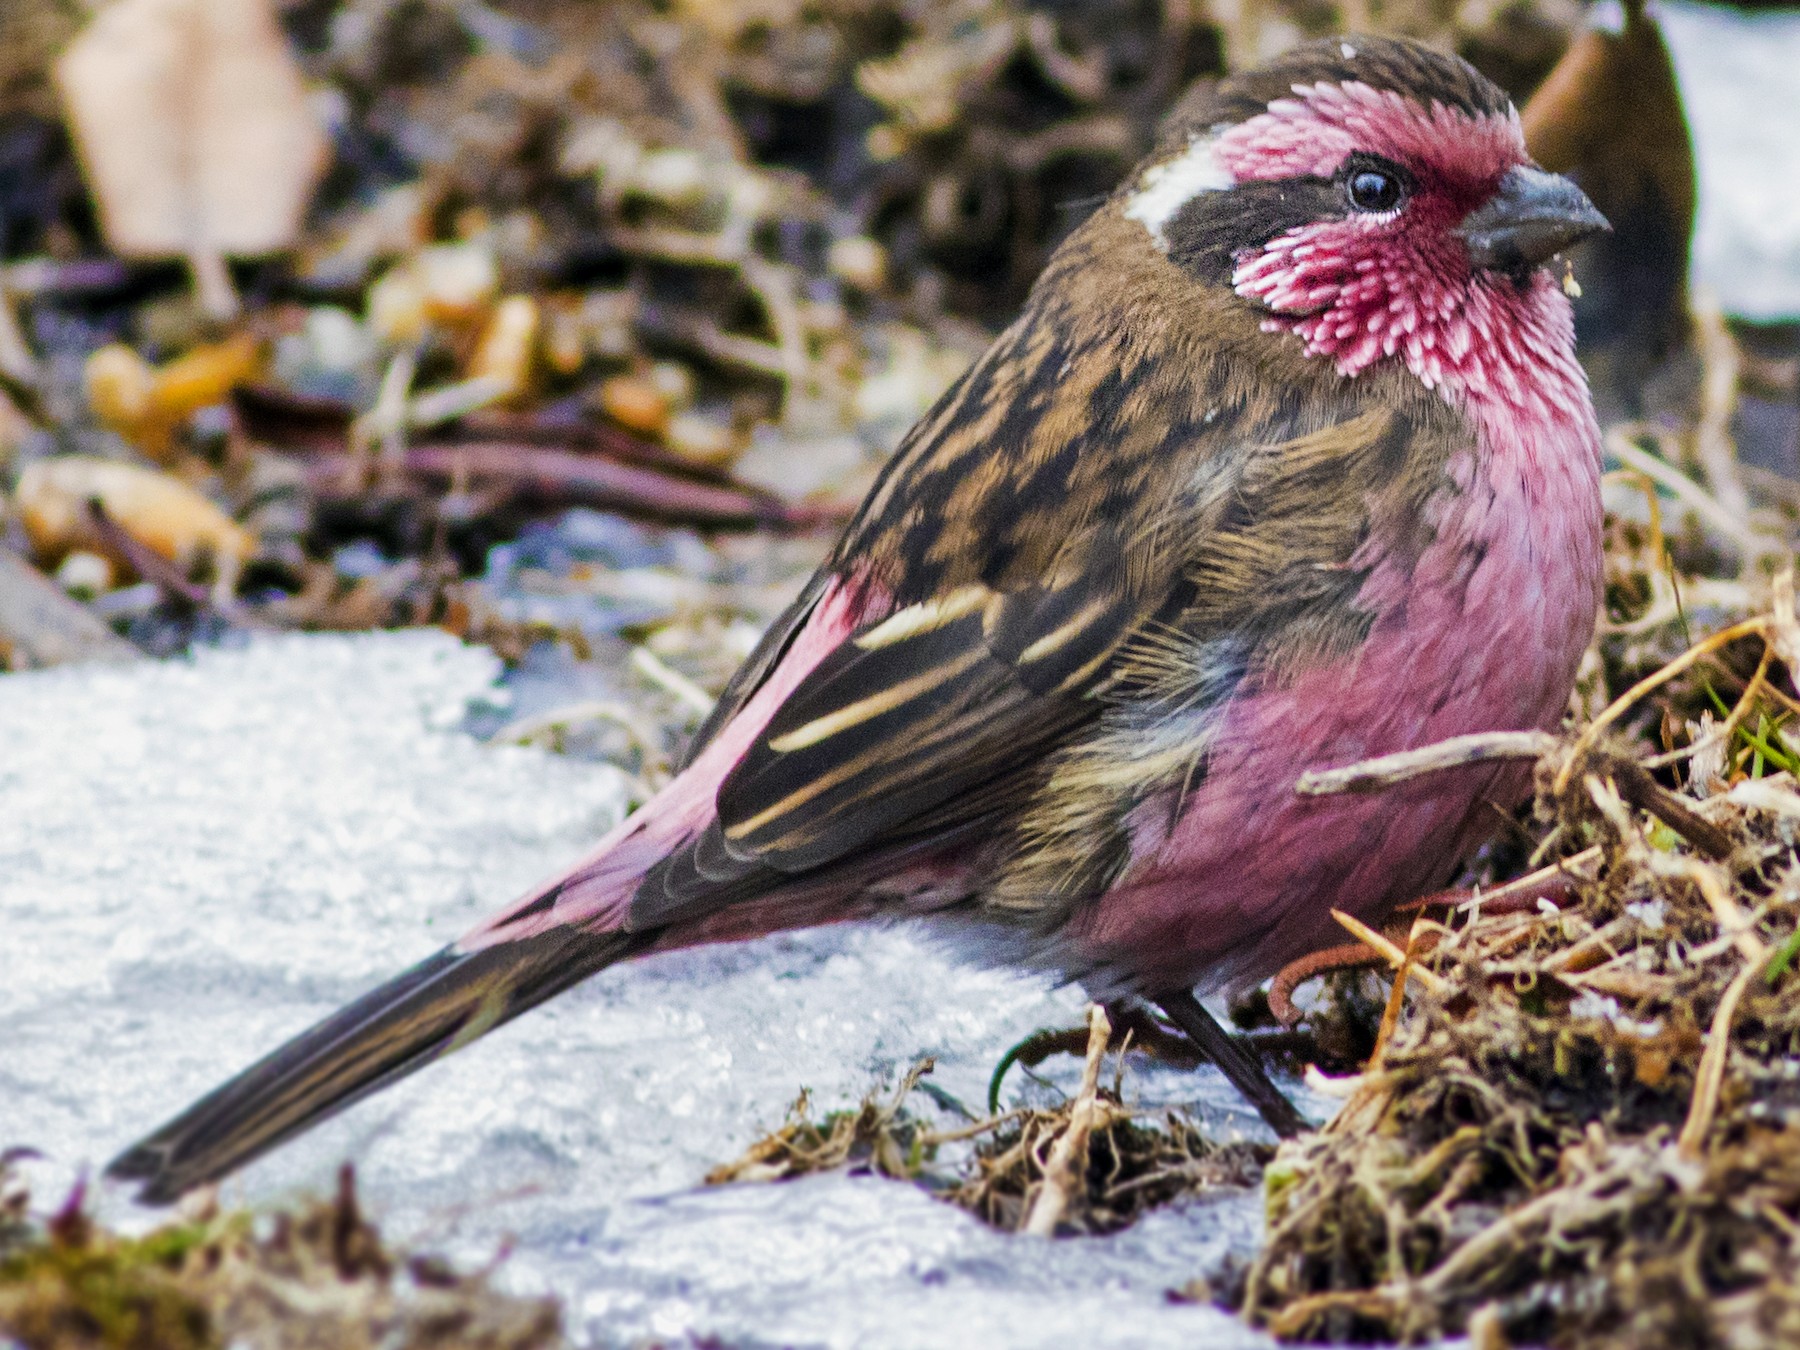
[1124,132,1235,251]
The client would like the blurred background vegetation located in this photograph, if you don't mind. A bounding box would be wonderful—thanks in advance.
[0,0,1775,704]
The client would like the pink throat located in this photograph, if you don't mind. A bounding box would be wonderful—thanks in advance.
[1234,237,1591,444]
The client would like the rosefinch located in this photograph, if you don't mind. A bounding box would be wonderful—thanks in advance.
[112,36,1607,1203]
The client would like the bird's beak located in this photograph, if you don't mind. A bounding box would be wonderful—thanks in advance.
[1457,166,1610,274]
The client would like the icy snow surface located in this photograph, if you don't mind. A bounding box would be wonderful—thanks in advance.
[1621,1,1800,320]
[1,632,1284,1349]
[1659,1,1800,321]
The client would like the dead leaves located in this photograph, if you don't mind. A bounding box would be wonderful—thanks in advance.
[55,0,329,315]
[85,335,262,462]
[14,455,256,583]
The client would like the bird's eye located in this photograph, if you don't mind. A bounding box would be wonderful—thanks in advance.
[1347,169,1404,213]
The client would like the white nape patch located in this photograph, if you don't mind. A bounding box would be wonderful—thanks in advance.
[1340,40,1358,58]
[1124,132,1234,251]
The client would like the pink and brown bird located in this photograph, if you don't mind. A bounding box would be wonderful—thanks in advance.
[111,36,1608,1202]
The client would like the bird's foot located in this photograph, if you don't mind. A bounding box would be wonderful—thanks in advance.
[986,1001,1203,1112]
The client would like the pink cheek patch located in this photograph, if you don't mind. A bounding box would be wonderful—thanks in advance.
[1232,210,1592,445]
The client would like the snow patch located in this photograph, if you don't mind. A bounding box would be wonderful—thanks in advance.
[1,632,1279,1349]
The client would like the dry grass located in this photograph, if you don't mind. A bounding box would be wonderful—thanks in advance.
[704,1059,944,1185]
[1240,569,1800,1347]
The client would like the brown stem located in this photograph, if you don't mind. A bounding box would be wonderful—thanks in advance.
[306,444,839,531]
[85,500,211,608]
[1607,756,1735,860]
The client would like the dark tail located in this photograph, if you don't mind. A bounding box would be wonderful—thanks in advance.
[107,927,645,1204]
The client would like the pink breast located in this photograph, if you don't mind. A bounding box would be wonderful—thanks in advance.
[1073,418,1602,994]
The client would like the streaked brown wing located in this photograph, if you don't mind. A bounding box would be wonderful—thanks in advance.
[641,194,1470,933]
[717,536,1161,869]
[627,533,1178,927]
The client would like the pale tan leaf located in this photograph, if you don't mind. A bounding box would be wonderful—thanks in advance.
[54,0,329,259]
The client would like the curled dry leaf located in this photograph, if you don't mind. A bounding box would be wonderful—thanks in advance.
[368,243,503,346]
[825,235,888,293]
[14,456,256,580]
[54,0,329,313]
[85,335,262,461]
[597,374,672,438]
[664,410,739,467]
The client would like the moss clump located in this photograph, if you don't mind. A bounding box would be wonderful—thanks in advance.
[0,1196,216,1350]
[710,1038,1269,1238]
[0,1165,562,1350]
[705,1060,941,1185]
[946,1098,1268,1236]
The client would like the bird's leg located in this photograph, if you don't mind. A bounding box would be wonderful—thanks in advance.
[986,1000,1203,1111]
[1155,989,1312,1139]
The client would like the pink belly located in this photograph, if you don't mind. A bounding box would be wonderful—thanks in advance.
[1072,445,1601,993]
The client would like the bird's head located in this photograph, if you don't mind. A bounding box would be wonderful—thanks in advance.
[1123,37,1608,407]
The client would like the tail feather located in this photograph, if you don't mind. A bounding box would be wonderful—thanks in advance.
[107,927,644,1205]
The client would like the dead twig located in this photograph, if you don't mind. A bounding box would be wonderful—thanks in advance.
[1557,618,1770,794]
[1463,853,1596,912]
[1329,910,1446,995]
[1678,960,1755,1160]
[1022,1005,1113,1236]
[307,444,834,530]
[1296,732,1556,796]
[1608,758,1737,860]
